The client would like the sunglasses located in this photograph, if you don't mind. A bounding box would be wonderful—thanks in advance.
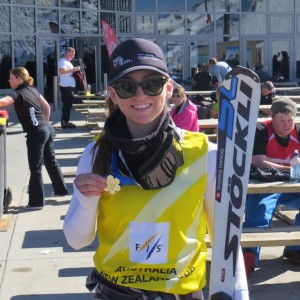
[113,77,167,99]
[172,94,182,98]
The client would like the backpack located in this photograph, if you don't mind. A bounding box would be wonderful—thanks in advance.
[72,58,88,92]
[190,94,212,119]
[249,164,290,182]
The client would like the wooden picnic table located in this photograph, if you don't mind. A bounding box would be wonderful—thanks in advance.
[199,116,300,129]
[248,180,300,194]
[185,90,213,96]
[259,103,300,111]
[275,87,300,95]
[273,81,298,87]
[74,93,107,100]
[82,99,106,108]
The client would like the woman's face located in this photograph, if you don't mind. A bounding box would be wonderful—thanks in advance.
[109,70,173,136]
[8,72,22,89]
[171,91,185,107]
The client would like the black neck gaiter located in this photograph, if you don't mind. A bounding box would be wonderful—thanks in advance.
[104,107,173,176]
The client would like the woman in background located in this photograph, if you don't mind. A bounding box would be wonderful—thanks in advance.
[0,67,68,209]
[170,85,199,132]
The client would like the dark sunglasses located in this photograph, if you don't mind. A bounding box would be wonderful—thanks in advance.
[113,77,168,99]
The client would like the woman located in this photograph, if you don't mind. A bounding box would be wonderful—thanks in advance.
[63,38,248,299]
[170,85,199,132]
[0,67,68,209]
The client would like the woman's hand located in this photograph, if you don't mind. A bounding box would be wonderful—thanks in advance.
[75,173,107,197]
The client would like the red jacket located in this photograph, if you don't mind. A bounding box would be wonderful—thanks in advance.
[264,119,300,166]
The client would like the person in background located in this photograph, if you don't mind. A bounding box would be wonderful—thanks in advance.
[0,67,68,210]
[243,97,300,279]
[170,84,199,132]
[208,57,232,87]
[208,85,222,119]
[280,51,289,81]
[260,81,275,105]
[58,47,80,129]
[63,38,248,300]
[192,64,212,91]
[272,54,281,80]
[259,81,276,117]
[254,64,272,83]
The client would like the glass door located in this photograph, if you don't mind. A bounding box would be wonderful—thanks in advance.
[270,39,292,82]
[241,38,267,71]
[38,37,103,110]
[37,37,60,108]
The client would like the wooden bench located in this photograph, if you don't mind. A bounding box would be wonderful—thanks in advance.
[205,226,300,248]
[205,133,217,141]
[273,81,298,87]
[90,129,103,136]
[199,116,300,130]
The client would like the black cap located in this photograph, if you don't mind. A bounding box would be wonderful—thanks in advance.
[108,38,169,85]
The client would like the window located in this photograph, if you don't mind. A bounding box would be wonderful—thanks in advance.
[37,8,59,33]
[136,0,155,12]
[158,13,185,35]
[187,0,213,13]
[0,6,10,33]
[61,10,80,33]
[136,15,155,34]
[13,7,35,33]
[241,14,266,35]
[119,15,131,33]
[0,35,11,89]
[268,0,294,12]
[158,0,184,12]
[270,15,294,34]
[82,11,98,34]
[60,0,79,8]
[216,0,239,13]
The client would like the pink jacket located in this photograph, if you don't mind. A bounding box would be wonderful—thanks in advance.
[170,99,199,132]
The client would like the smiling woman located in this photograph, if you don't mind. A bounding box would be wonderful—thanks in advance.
[63,38,249,300]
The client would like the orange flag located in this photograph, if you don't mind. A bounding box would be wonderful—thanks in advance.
[102,20,118,57]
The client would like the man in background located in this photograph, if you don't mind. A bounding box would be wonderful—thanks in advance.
[192,64,212,91]
[208,57,232,87]
[58,47,80,129]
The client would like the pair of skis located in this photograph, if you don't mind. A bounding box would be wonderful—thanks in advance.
[209,66,260,299]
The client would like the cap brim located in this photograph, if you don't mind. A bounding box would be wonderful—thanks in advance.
[108,66,170,85]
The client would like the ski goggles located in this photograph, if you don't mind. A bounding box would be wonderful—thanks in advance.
[113,77,168,99]
[118,130,184,190]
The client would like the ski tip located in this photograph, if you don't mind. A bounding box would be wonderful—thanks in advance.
[226,65,260,83]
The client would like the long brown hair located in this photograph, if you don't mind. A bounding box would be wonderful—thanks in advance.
[91,97,118,175]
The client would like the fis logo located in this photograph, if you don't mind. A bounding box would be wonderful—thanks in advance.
[130,222,169,264]
[135,231,163,260]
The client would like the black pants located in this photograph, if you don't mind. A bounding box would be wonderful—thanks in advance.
[59,86,75,123]
[26,124,68,206]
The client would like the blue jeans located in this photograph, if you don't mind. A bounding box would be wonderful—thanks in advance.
[243,193,300,266]
[26,124,67,206]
